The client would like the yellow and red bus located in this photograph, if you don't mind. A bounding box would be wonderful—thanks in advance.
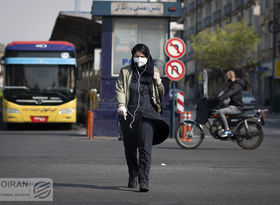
[2,41,77,128]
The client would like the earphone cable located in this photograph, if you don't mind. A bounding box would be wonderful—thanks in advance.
[127,64,147,128]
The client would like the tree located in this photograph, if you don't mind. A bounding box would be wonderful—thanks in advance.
[191,21,260,75]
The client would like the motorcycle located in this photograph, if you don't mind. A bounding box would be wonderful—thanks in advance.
[175,98,268,150]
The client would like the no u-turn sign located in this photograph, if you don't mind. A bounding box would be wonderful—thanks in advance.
[165,60,185,81]
[165,38,186,81]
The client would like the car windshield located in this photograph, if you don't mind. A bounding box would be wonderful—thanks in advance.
[4,64,75,93]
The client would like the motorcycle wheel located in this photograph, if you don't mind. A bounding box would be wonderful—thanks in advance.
[175,121,204,149]
[235,121,263,150]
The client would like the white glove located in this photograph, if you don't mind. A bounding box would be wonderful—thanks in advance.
[118,105,127,120]
[153,72,162,85]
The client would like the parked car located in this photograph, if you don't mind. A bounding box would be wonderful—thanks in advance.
[242,91,256,110]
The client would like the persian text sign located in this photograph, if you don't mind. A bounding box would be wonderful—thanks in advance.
[111,2,164,16]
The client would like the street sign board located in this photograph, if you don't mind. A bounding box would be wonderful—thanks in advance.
[165,60,185,81]
[165,38,186,59]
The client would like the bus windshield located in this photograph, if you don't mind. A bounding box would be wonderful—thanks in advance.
[5,65,75,93]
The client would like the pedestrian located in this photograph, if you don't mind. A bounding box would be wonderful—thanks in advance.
[115,43,170,192]
[217,70,245,137]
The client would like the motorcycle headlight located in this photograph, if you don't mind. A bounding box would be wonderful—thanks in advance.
[58,108,75,114]
[6,108,20,114]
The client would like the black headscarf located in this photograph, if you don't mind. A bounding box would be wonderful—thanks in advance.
[131,44,154,85]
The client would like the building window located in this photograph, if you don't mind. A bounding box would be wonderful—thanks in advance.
[215,0,222,10]
[190,15,195,27]
[268,0,273,9]
[265,0,268,9]
[112,18,168,76]
[260,0,264,14]
[197,8,202,21]
[268,32,272,48]
[261,26,266,50]
[249,8,252,25]
[206,2,211,17]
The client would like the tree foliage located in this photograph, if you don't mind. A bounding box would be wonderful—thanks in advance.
[191,21,260,74]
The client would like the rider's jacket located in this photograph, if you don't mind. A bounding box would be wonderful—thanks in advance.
[219,78,245,111]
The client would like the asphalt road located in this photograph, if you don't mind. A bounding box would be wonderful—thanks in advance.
[0,118,279,205]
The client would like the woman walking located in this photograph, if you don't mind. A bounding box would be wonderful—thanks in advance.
[115,43,170,192]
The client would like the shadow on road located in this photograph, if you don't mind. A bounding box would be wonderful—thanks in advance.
[53,183,138,192]
[3,123,73,130]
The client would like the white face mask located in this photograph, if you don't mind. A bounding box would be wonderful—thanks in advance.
[133,57,148,67]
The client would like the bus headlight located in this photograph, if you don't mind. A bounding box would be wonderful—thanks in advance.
[6,108,20,114]
[58,108,75,114]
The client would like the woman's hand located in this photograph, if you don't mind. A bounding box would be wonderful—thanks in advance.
[153,72,162,85]
[118,106,127,120]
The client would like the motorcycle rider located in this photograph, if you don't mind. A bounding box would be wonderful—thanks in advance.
[217,70,245,137]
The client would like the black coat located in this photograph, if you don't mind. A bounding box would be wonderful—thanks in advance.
[219,79,245,110]
[123,71,169,146]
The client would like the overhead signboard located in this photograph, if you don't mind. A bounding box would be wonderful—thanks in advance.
[111,2,164,16]
[165,38,186,59]
[165,59,185,81]
[92,1,182,17]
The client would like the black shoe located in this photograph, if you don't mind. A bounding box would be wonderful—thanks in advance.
[139,183,149,192]
[128,178,137,188]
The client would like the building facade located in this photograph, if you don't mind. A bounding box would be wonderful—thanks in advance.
[257,0,280,108]
[182,0,262,104]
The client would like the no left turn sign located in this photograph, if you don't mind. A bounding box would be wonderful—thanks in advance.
[165,38,186,59]
[165,60,185,81]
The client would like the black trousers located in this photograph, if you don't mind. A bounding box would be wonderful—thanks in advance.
[121,118,155,185]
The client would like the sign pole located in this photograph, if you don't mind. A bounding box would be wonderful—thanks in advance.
[165,37,186,139]
[171,81,176,138]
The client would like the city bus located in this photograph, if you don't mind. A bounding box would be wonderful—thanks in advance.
[2,41,77,128]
